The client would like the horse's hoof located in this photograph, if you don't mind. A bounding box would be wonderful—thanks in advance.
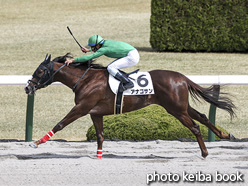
[202,153,208,159]
[29,142,38,148]
[201,150,208,159]
[229,134,236,141]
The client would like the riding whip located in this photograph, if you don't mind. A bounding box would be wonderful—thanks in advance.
[67,26,86,53]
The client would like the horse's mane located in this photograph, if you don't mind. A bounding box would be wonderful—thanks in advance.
[52,53,106,69]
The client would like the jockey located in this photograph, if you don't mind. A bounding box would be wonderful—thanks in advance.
[65,35,140,91]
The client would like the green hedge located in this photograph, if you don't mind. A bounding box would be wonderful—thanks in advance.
[86,105,228,141]
[150,0,248,52]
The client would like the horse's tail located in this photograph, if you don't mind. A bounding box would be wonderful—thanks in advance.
[186,78,236,118]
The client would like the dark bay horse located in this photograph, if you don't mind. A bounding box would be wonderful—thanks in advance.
[25,53,236,159]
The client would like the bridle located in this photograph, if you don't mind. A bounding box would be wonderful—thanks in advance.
[28,60,91,92]
[28,61,66,90]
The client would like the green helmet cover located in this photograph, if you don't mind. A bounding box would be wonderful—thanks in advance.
[88,35,104,46]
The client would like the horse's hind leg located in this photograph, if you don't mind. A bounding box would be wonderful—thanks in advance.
[187,105,233,139]
[172,112,209,158]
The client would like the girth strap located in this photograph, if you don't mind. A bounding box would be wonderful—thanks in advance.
[114,87,124,115]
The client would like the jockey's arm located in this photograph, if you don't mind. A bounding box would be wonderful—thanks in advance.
[65,48,106,65]
[74,49,105,63]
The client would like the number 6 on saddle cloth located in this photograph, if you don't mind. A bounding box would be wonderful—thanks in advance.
[109,70,155,114]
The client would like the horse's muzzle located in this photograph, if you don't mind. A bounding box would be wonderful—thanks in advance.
[24,85,36,95]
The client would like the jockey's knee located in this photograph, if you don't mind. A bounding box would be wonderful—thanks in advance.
[107,65,119,76]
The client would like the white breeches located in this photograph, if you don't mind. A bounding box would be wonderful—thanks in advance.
[107,49,140,76]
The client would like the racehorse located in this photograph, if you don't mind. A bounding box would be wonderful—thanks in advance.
[25,53,236,159]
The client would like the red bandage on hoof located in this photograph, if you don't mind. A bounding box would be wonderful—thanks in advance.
[97,149,102,159]
[39,130,54,144]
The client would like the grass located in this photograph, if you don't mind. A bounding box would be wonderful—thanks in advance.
[0,0,247,140]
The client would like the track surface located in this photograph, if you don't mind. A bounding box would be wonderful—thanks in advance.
[0,140,247,186]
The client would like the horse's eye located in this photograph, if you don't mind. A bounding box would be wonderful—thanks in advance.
[36,69,43,76]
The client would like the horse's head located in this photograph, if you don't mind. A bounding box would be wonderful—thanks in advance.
[25,54,54,95]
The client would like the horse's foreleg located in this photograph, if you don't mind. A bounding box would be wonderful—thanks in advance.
[30,104,87,148]
[90,114,104,159]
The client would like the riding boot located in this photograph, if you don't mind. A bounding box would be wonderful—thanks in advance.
[114,71,134,92]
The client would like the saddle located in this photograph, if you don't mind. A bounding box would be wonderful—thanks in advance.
[109,70,155,114]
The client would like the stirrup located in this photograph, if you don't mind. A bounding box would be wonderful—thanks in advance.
[119,81,134,92]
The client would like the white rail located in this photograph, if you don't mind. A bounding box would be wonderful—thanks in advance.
[0,75,248,85]
[0,75,61,85]
[187,75,248,85]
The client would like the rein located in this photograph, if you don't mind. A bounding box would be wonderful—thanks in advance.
[43,63,67,85]
[72,66,91,91]
[29,62,66,88]
[45,62,92,92]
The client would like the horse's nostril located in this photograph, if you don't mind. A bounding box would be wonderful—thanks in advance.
[24,86,29,94]
[24,85,33,94]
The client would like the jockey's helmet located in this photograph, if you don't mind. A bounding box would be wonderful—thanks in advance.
[88,35,104,46]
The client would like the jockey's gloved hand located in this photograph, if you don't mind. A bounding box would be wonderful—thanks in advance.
[65,58,75,66]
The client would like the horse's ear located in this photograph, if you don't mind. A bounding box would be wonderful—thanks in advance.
[44,54,48,61]
[44,54,51,64]
[47,54,51,62]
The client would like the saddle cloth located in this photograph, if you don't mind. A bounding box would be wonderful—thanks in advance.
[109,71,155,95]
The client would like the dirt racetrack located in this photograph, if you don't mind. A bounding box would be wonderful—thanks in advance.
[0,140,247,186]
